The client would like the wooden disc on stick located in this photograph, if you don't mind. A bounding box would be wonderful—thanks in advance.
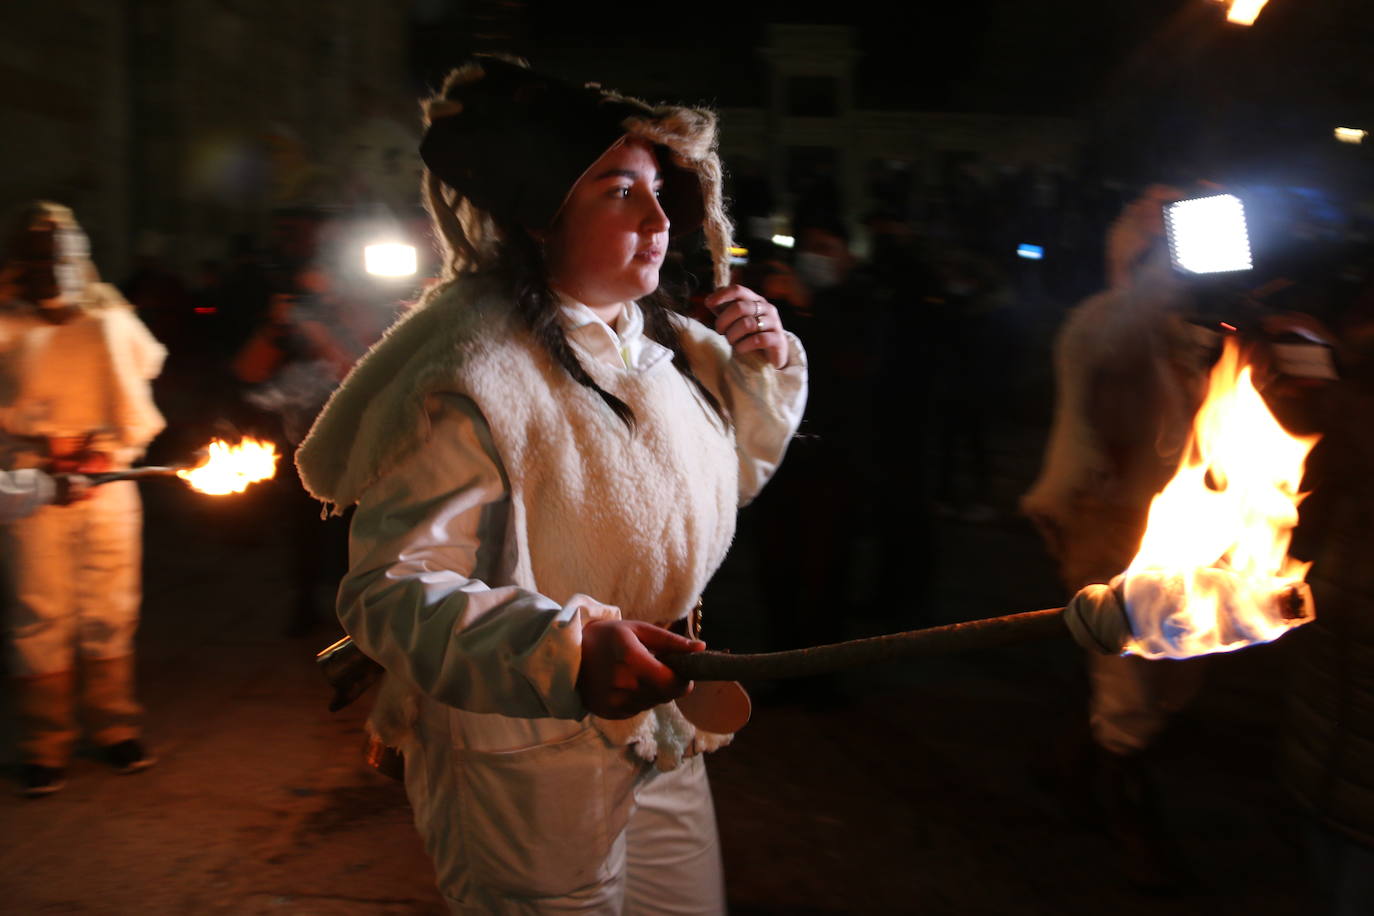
[675,680,752,733]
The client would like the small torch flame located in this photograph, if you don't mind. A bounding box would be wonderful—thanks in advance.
[1225,0,1269,26]
[176,437,280,495]
[1121,338,1317,658]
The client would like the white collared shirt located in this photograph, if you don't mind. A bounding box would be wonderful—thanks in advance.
[556,296,672,373]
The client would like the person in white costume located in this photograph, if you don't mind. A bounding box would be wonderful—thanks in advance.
[0,201,167,798]
[296,57,806,913]
[1022,185,1214,887]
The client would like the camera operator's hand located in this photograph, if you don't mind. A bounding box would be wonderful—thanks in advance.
[705,285,789,369]
[577,619,703,719]
[1106,184,1185,289]
[1254,312,1340,434]
[53,473,91,505]
[73,450,112,475]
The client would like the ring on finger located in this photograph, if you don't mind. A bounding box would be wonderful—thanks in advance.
[754,302,762,319]
[756,316,766,332]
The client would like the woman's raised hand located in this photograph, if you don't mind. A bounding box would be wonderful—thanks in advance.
[705,285,789,370]
[577,619,705,719]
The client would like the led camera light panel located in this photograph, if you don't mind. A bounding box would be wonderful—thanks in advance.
[364,243,418,278]
[1164,194,1253,275]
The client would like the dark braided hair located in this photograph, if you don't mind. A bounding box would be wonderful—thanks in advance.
[421,137,728,432]
[498,225,727,431]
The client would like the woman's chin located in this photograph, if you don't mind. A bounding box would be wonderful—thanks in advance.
[606,279,659,304]
[570,270,660,307]
[630,267,661,298]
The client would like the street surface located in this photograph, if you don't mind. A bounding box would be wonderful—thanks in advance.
[1,421,1309,914]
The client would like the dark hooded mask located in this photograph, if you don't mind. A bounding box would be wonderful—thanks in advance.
[9,219,90,307]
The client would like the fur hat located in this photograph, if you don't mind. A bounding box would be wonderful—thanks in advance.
[420,55,733,286]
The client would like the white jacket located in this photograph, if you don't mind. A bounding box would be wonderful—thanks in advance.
[297,275,806,767]
[0,285,166,468]
[1021,249,1212,588]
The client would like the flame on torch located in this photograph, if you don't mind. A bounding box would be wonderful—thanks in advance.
[176,437,280,495]
[1223,0,1269,26]
[1120,338,1317,658]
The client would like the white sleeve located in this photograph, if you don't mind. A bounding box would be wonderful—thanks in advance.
[102,305,168,463]
[681,321,808,505]
[338,392,620,720]
[0,468,55,522]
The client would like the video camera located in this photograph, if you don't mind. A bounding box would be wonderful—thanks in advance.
[1164,190,1341,384]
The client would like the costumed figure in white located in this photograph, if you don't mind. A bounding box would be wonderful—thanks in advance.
[1021,185,1218,886]
[0,201,166,797]
[296,57,806,913]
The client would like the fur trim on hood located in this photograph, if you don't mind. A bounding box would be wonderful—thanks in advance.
[295,273,509,513]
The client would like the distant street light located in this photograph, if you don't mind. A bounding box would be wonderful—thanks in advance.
[1334,127,1368,145]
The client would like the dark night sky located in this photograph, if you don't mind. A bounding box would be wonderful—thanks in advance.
[409,0,1374,191]
[416,0,1373,121]
[523,0,1192,113]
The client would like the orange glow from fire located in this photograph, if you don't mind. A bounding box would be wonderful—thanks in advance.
[1225,0,1269,25]
[1121,339,1316,658]
[176,437,280,495]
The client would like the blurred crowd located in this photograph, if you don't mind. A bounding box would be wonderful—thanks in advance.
[5,142,1373,910]
[122,207,424,635]
[720,156,1374,908]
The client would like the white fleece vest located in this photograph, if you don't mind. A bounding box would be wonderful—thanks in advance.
[298,276,741,764]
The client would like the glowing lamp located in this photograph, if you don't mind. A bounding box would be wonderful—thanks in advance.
[1164,194,1253,275]
[364,243,418,278]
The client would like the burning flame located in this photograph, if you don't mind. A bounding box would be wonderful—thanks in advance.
[1224,0,1269,26]
[176,437,280,495]
[1121,338,1317,658]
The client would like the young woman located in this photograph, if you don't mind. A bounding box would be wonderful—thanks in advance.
[296,57,806,912]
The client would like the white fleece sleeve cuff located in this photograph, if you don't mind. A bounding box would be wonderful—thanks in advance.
[521,594,622,720]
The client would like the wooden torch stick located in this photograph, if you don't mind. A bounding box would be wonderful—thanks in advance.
[663,607,1069,681]
[90,466,186,484]
[316,608,1074,710]
[316,584,1310,710]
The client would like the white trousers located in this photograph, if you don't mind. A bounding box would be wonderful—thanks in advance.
[1089,652,1207,756]
[403,698,726,915]
[1,480,142,676]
